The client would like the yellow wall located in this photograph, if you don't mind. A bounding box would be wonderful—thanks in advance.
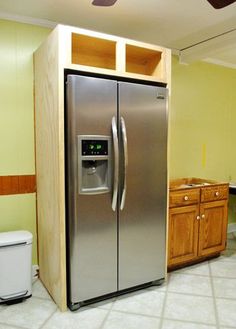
[170,56,236,182]
[0,20,51,263]
[0,21,235,265]
[170,56,236,223]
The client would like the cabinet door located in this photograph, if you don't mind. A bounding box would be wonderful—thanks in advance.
[198,200,228,257]
[168,205,199,267]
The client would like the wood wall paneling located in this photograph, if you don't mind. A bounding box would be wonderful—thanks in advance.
[0,175,36,195]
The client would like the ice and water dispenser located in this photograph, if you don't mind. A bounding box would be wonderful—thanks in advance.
[78,136,111,194]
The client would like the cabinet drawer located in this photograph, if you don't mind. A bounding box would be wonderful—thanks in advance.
[201,185,228,202]
[169,189,200,208]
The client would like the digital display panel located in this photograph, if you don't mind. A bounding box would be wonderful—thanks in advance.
[82,140,108,156]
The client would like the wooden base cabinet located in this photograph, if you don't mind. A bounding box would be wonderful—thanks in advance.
[198,200,228,257]
[168,205,199,267]
[168,181,229,270]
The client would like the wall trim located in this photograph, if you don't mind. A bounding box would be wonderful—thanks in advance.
[228,223,236,234]
[203,58,236,69]
[0,11,56,28]
[0,175,36,195]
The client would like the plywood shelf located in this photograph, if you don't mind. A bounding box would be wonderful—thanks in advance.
[125,44,163,78]
[72,33,116,70]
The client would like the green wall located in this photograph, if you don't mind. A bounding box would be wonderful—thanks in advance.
[0,20,235,266]
[0,20,51,263]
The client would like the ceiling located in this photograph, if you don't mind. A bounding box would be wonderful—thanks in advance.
[0,0,236,68]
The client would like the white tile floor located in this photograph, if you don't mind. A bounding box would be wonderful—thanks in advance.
[0,234,236,329]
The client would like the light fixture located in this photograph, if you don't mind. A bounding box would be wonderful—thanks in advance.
[92,0,118,6]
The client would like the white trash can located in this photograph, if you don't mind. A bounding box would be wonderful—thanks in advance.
[0,230,33,304]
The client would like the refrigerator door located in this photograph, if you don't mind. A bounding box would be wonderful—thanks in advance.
[118,82,167,290]
[66,75,118,304]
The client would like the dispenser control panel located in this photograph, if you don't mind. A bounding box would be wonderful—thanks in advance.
[82,140,108,156]
[78,135,111,195]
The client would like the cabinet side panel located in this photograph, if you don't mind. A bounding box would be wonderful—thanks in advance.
[34,27,67,311]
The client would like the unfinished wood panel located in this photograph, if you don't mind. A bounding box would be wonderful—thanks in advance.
[169,188,200,208]
[198,200,228,256]
[116,39,126,73]
[169,177,218,190]
[34,24,171,310]
[0,176,19,195]
[34,26,67,311]
[201,184,229,202]
[18,175,36,193]
[0,175,36,195]
[71,33,116,70]
[125,44,162,77]
[168,205,199,267]
[61,25,171,84]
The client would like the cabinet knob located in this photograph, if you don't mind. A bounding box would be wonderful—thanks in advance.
[215,191,219,197]
[184,195,189,201]
[201,214,205,219]
[196,216,200,220]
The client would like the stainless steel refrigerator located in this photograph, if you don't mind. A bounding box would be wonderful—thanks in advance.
[66,74,168,310]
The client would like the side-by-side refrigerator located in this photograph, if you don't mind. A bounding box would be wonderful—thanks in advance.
[66,74,168,310]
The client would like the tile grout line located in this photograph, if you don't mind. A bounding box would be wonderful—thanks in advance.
[0,321,31,329]
[157,276,170,329]
[170,271,236,280]
[98,309,113,329]
[208,260,221,329]
[171,272,211,277]
[38,307,58,329]
[31,295,53,302]
[155,316,221,327]
[108,308,222,327]
[109,308,162,320]
[98,300,117,329]
[165,289,236,300]
[210,258,236,264]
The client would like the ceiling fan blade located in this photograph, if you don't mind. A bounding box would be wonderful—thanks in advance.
[207,0,236,9]
[92,0,118,6]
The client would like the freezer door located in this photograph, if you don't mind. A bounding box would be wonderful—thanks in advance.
[66,75,118,304]
[118,82,167,290]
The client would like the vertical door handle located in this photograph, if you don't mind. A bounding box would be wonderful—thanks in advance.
[111,117,119,211]
[120,117,128,211]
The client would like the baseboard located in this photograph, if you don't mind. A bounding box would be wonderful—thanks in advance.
[228,223,236,234]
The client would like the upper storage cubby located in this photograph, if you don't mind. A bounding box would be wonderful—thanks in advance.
[65,26,170,84]
[72,33,116,70]
[125,44,163,78]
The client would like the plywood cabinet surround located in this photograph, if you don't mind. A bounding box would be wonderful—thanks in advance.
[168,178,229,269]
[34,24,171,311]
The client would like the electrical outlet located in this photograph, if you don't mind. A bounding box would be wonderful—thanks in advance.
[32,265,39,283]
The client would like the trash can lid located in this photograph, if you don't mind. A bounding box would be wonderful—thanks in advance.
[0,230,33,247]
